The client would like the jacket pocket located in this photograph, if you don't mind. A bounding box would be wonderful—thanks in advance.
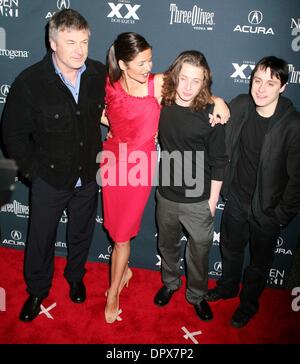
[43,105,72,133]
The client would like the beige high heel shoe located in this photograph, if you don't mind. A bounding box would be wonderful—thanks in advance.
[119,267,133,294]
[105,268,133,297]
[105,291,122,324]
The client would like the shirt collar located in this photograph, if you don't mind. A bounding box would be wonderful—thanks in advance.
[52,53,86,84]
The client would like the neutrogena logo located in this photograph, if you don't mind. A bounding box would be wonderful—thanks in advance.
[0,0,19,17]
[0,26,29,59]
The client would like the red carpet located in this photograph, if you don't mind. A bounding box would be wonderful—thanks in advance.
[0,247,299,344]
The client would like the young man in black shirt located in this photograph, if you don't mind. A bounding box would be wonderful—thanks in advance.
[154,51,227,321]
[206,56,300,328]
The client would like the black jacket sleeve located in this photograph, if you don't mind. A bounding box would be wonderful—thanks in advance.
[275,126,300,225]
[205,123,228,181]
[1,77,37,181]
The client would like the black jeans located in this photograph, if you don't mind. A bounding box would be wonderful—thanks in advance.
[24,177,98,298]
[217,191,281,316]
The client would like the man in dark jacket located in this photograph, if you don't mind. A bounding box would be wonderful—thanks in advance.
[206,56,300,328]
[1,9,106,322]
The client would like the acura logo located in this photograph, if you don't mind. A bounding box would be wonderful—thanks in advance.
[0,84,10,97]
[11,230,22,240]
[214,261,222,272]
[57,0,70,10]
[248,10,263,25]
[276,237,284,248]
[107,245,112,254]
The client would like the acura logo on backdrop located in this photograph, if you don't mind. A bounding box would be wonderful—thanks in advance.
[0,84,10,97]
[214,261,222,272]
[11,230,22,240]
[209,261,222,276]
[274,236,292,256]
[45,0,71,18]
[276,237,284,248]
[248,10,263,25]
[0,84,10,103]
[233,10,274,35]
[98,244,112,260]
[57,0,70,10]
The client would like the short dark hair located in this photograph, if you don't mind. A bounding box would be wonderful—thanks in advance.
[49,9,90,40]
[107,32,151,83]
[251,56,289,87]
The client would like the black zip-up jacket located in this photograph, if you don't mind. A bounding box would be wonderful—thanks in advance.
[222,94,300,227]
[2,52,106,190]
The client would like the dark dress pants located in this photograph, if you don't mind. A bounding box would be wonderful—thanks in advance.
[24,177,98,298]
[217,191,280,316]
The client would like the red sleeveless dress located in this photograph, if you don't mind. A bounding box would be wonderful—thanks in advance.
[100,74,161,242]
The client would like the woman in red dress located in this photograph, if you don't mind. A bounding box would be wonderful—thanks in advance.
[100,32,229,323]
[100,33,162,323]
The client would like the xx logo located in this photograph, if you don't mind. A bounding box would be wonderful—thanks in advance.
[107,2,140,19]
[231,63,255,79]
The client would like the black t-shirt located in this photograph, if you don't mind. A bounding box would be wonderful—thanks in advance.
[232,108,271,202]
[158,103,227,203]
